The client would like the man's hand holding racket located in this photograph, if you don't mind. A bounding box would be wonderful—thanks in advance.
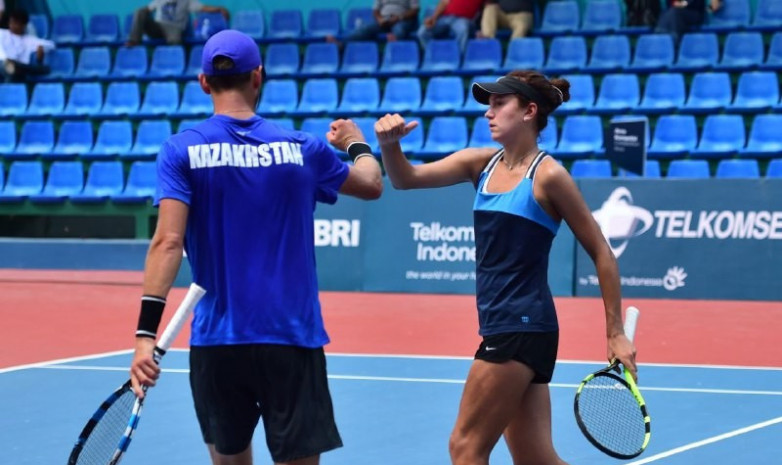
[130,336,160,399]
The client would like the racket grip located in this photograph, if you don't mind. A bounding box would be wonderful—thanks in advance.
[155,283,206,354]
[624,306,640,343]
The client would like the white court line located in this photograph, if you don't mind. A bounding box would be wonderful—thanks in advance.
[0,349,133,374]
[626,416,782,465]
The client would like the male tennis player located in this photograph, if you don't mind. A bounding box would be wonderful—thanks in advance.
[129,29,382,465]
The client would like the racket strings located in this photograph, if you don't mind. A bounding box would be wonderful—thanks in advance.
[75,389,137,464]
[577,375,646,456]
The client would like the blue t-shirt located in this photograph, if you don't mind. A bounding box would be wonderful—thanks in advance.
[155,115,349,348]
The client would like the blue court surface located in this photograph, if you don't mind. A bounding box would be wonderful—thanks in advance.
[2,352,781,464]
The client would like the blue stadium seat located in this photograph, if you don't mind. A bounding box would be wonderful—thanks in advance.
[27,82,65,116]
[502,37,545,72]
[299,43,340,77]
[70,161,125,203]
[716,32,764,71]
[458,75,500,116]
[760,32,782,70]
[149,46,186,77]
[127,120,172,159]
[63,82,102,116]
[702,0,750,31]
[766,159,782,177]
[352,117,380,153]
[636,72,686,114]
[264,43,301,77]
[555,115,603,158]
[715,159,759,178]
[539,116,558,152]
[86,14,119,43]
[268,10,303,40]
[138,81,180,117]
[51,120,93,159]
[419,116,468,159]
[378,40,420,76]
[88,121,133,160]
[0,161,44,201]
[730,71,779,113]
[177,119,204,133]
[112,46,148,78]
[192,12,228,41]
[749,0,782,31]
[337,78,380,115]
[51,14,84,44]
[185,45,204,76]
[299,117,332,143]
[306,9,341,38]
[672,33,719,71]
[338,41,379,76]
[555,74,594,114]
[30,14,49,39]
[378,76,422,113]
[590,73,640,114]
[468,117,501,148]
[544,36,587,73]
[586,35,630,72]
[232,10,265,39]
[291,78,339,117]
[629,34,675,72]
[112,161,156,203]
[30,160,84,203]
[682,72,732,114]
[344,8,375,37]
[74,46,111,78]
[618,160,662,178]
[419,76,464,116]
[666,159,710,178]
[43,48,75,79]
[14,121,55,158]
[100,82,140,116]
[0,121,16,155]
[400,116,425,154]
[580,0,622,35]
[461,39,502,74]
[257,79,298,116]
[693,114,746,158]
[648,114,698,158]
[420,39,461,74]
[538,0,580,36]
[740,114,782,157]
[0,83,27,116]
[570,159,612,178]
[266,118,295,130]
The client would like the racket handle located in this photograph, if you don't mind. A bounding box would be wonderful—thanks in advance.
[624,306,640,343]
[155,283,206,355]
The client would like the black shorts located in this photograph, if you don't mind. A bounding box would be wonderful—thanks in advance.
[474,331,559,383]
[189,344,343,461]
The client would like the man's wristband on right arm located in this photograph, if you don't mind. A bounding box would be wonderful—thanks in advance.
[347,142,374,162]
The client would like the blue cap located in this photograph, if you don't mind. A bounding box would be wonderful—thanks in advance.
[201,29,261,76]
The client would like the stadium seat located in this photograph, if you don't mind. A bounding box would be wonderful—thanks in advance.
[586,35,631,72]
[299,43,340,77]
[766,159,782,177]
[570,159,612,178]
[100,82,140,116]
[192,12,228,41]
[43,48,75,79]
[715,159,759,178]
[420,39,461,74]
[70,161,125,203]
[344,8,375,37]
[338,41,379,76]
[682,72,732,113]
[538,0,580,36]
[257,79,298,116]
[468,117,501,148]
[556,74,594,114]
[636,72,686,114]
[86,14,119,43]
[177,119,203,133]
[740,114,782,157]
[232,10,265,39]
[419,76,464,115]
[502,37,545,72]
[693,114,746,158]
[0,121,16,155]
[666,159,710,178]
[51,14,84,43]
[267,10,303,40]
[555,115,603,158]
[377,76,422,113]
[458,75,499,116]
[352,117,380,153]
[30,160,84,203]
[30,14,49,39]
[112,161,156,203]
[175,81,212,116]
[702,0,750,31]
[0,83,27,116]
[544,36,587,73]
[539,116,558,152]
[629,34,675,72]
[74,46,111,78]
[760,32,782,70]
[0,161,44,201]
[149,46,186,77]
[716,32,764,71]
[264,43,301,77]
[299,117,332,143]
[399,116,425,154]
[51,120,93,159]
[112,46,148,77]
[729,71,780,112]
[266,118,295,130]
[336,78,380,115]
[618,160,662,178]
[63,82,102,116]
[580,0,623,34]
[127,120,172,159]
[13,121,55,158]
[291,78,339,116]
[138,81,180,117]
[27,82,65,116]
[306,9,341,38]
[185,45,204,76]
[87,121,133,160]
[672,33,719,71]
[419,116,469,159]
[378,40,420,76]
[648,114,698,158]
[590,74,640,114]
[749,0,782,31]
[461,39,502,73]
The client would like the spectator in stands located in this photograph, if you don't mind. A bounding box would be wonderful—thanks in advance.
[417,0,484,53]
[126,0,230,46]
[329,0,420,43]
[625,0,661,27]
[655,0,721,43]
[0,9,54,82]
[0,0,38,35]
[479,0,534,39]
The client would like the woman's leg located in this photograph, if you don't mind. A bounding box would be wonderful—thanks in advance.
[503,384,569,465]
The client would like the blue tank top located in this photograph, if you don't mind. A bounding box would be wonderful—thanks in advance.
[473,150,560,335]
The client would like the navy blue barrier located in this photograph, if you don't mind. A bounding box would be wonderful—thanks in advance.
[575,179,782,301]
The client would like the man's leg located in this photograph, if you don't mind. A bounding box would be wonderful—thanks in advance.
[506,12,533,38]
[480,4,501,38]
[127,7,165,45]
[160,22,184,45]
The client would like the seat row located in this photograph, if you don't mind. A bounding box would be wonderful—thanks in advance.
[571,159,782,178]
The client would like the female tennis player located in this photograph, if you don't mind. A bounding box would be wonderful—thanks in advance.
[375,70,637,465]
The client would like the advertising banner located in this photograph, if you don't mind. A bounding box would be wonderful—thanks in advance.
[314,195,367,291]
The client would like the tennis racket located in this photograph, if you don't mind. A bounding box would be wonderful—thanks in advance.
[574,306,650,459]
[67,283,206,465]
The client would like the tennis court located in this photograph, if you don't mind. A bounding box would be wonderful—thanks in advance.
[2,277,781,464]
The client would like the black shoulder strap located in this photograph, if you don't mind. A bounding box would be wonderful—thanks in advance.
[524,151,547,179]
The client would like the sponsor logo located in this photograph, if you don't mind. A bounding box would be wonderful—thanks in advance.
[592,187,654,258]
[314,219,360,247]
[579,266,687,292]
